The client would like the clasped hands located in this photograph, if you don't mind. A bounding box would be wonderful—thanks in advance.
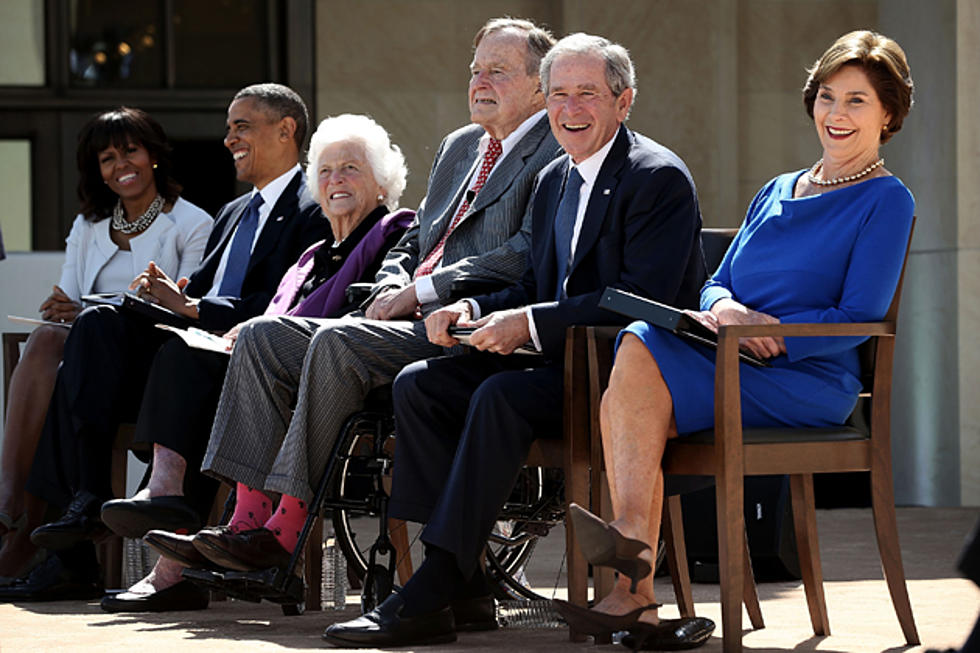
[684,297,786,359]
[129,261,200,320]
[425,301,531,355]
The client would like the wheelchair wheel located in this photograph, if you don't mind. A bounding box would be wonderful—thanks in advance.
[328,411,420,581]
[485,466,567,601]
[327,412,567,602]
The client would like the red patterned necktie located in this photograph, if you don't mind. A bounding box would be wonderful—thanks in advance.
[415,137,503,278]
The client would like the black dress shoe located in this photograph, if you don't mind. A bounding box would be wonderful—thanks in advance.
[451,594,497,631]
[0,555,101,602]
[323,592,456,647]
[621,617,716,651]
[144,529,213,568]
[100,580,209,613]
[193,527,291,572]
[30,491,108,550]
[101,496,201,539]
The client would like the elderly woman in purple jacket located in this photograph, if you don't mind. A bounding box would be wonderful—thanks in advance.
[96,114,413,613]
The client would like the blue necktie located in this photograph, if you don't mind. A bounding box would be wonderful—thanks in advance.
[218,193,264,296]
[553,167,584,300]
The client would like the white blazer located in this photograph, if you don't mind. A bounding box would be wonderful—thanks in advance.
[57,197,213,301]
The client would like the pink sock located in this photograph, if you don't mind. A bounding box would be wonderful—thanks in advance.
[227,483,273,533]
[264,494,309,554]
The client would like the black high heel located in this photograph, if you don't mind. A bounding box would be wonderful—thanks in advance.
[552,598,661,637]
[568,502,653,593]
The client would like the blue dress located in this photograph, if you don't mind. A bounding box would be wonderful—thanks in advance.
[621,171,915,435]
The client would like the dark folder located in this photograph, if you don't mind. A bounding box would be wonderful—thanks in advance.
[599,287,770,368]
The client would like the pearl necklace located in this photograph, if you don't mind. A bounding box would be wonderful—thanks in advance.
[111,194,164,234]
[808,158,884,187]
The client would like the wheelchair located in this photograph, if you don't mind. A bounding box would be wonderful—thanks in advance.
[182,279,571,616]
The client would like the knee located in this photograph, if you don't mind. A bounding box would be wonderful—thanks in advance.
[308,320,352,357]
[21,326,68,365]
[392,359,431,406]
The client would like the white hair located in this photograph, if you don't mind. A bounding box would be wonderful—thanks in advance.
[306,114,408,210]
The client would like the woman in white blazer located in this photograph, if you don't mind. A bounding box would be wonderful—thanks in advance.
[0,108,212,582]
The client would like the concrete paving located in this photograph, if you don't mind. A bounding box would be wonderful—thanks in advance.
[0,507,977,652]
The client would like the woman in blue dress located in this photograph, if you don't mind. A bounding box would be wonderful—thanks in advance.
[563,30,916,640]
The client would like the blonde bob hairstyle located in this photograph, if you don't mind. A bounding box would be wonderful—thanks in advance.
[306,114,408,210]
[802,30,913,144]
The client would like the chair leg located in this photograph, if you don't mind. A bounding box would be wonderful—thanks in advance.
[388,517,414,586]
[662,494,695,618]
[716,473,744,653]
[869,464,920,644]
[789,473,829,636]
[741,529,764,629]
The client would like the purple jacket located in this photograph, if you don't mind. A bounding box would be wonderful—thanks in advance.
[264,208,415,318]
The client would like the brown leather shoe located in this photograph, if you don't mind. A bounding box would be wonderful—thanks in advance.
[192,527,291,572]
[144,529,212,568]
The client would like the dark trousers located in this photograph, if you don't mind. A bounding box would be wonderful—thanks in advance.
[388,352,562,577]
[132,338,225,519]
[26,305,172,508]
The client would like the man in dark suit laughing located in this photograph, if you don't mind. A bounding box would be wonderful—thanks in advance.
[323,33,706,648]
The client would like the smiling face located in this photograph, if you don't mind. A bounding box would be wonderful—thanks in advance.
[98,141,158,209]
[813,64,891,168]
[545,52,633,163]
[468,29,544,140]
[316,139,384,226]
[224,97,294,188]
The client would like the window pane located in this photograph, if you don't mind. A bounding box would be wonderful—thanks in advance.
[173,0,268,88]
[69,0,164,88]
[0,0,44,86]
[0,140,33,251]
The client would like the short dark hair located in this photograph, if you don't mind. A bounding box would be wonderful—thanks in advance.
[76,107,181,221]
[803,30,913,144]
[473,17,555,76]
[234,83,310,150]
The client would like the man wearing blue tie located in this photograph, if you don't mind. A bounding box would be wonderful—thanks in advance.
[323,33,706,648]
[3,84,329,602]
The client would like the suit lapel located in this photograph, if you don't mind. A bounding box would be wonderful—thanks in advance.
[568,126,630,277]
[468,114,549,217]
[421,153,478,257]
[194,196,249,285]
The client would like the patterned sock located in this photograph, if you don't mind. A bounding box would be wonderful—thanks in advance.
[264,494,308,554]
[227,483,273,533]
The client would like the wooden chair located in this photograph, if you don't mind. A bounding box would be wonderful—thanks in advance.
[579,225,919,652]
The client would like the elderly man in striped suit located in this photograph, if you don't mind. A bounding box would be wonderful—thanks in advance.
[141,18,563,595]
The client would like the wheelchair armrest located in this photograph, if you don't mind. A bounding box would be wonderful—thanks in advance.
[449,278,510,299]
[345,282,376,305]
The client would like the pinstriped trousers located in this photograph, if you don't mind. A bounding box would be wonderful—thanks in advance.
[201,313,441,502]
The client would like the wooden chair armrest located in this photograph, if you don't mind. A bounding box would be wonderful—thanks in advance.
[716,321,894,339]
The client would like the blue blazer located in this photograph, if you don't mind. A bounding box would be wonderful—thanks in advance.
[185,170,331,332]
[476,125,707,360]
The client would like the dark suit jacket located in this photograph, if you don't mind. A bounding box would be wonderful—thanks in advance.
[375,115,562,300]
[184,170,330,332]
[476,125,707,360]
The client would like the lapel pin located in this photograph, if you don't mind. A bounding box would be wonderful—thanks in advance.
[276,215,284,222]
[603,189,611,195]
